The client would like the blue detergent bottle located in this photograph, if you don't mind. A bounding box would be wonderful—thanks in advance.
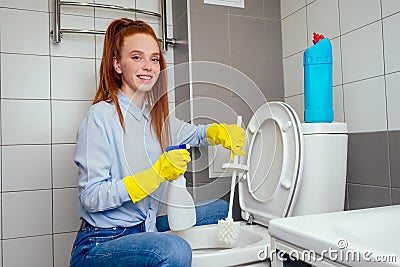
[304,32,334,123]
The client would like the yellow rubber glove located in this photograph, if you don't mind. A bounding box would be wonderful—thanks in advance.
[206,123,246,160]
[123,149,191,203]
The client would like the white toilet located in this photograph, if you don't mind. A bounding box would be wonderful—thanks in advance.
[172,101,348,267]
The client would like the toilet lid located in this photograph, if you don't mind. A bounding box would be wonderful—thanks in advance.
[238,102,303,226]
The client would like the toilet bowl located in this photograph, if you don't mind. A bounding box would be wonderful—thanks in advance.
[171,102,348,267]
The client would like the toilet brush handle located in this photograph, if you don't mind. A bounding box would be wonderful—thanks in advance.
[227,116,242,219]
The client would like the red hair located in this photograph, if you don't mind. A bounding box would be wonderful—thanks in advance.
[94,18,170,150]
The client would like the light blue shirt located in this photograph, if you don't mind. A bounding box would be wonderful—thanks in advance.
[74,90,209,231]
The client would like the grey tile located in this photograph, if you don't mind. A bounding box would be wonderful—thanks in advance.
[229,15,266,58]
[230,56,284,99]
[230,96,255,126]
[347,132,390,187]
[192,52,230,64]
[174,84,191,122]
[191,159,212,185]
[174,51,189,66]
[193,180,231,202]
[344,184,350,211]
[391,188,400,205]
[264,19,282,60]
[347,184,391,210]
[190,0,229,14]
[173,62,190,91]
[172,0,187,24]
[389,131,400,188]
[190,10,229,55]
[229,0,264,18]
[192,93,232,123]
[264,0,281,20]
[173,14,189,64]
[191,60,232,95]
[192,83,232,98]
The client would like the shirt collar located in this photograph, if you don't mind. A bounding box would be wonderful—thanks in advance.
[117,90,149,121]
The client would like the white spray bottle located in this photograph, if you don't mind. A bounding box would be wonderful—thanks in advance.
[166,144,196,231]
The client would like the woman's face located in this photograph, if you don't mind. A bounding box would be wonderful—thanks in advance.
[113,33,161,100]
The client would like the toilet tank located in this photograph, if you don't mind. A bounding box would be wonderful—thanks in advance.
[292,122,348,216]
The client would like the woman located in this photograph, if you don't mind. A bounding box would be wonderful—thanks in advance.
[70,18,245,266]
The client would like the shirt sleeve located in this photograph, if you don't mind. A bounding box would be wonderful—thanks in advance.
[169,116,210,147]
[74,110,131,213]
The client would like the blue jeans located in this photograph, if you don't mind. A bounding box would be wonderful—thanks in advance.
[70,199,228,267]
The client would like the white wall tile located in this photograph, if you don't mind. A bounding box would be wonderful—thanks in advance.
[164,25,175,63]
[168,102,176,117]
[52,100,92,143]
[49,0,93,17]
[148,22,162,39]
[2,145,51,191]
[343,76,387,133]
[280,0,306,19]
[54,233,76,267]
[341,21,384,83]
[331,37,342,86]
[285,94,304,122]
[136,0,161,25]
[307,0,340,43]
[333,85,344,122]
[53,144,78,188]
[53,188,80,233]
[0,9,49,55]
[94,0,135,19]
[167,0,173,25]
[59,1,94,17]
[281,8,307,57]
[339,0,381,34]
[51,57,96,100]
[50,14,95,58]
[2,190,52,238]
[386,72,400,130]
[1,100,51,145]
[381,0,400,18]
[383,13,400,74]
[283,52,303,97]
[1,54,50,99]
[95,17,113,59]
[0,0,48,11]
[3,235,52,267]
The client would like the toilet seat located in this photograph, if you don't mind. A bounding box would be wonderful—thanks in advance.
[170,102,305,266]
[239,102,304,226]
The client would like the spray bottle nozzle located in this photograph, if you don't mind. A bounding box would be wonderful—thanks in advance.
[312,32,325,44]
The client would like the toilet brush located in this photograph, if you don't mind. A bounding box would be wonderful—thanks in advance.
[217,116,242,245]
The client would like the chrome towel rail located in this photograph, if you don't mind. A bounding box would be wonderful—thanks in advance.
[51,0,177,51]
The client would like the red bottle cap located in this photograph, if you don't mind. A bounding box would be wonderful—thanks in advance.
[312,32,325,44]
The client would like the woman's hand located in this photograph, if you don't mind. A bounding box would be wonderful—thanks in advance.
[206,123,246,160]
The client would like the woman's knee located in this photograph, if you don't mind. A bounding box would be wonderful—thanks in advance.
[161,234,192,266]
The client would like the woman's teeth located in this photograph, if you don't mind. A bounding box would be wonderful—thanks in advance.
[138,75,152,80]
